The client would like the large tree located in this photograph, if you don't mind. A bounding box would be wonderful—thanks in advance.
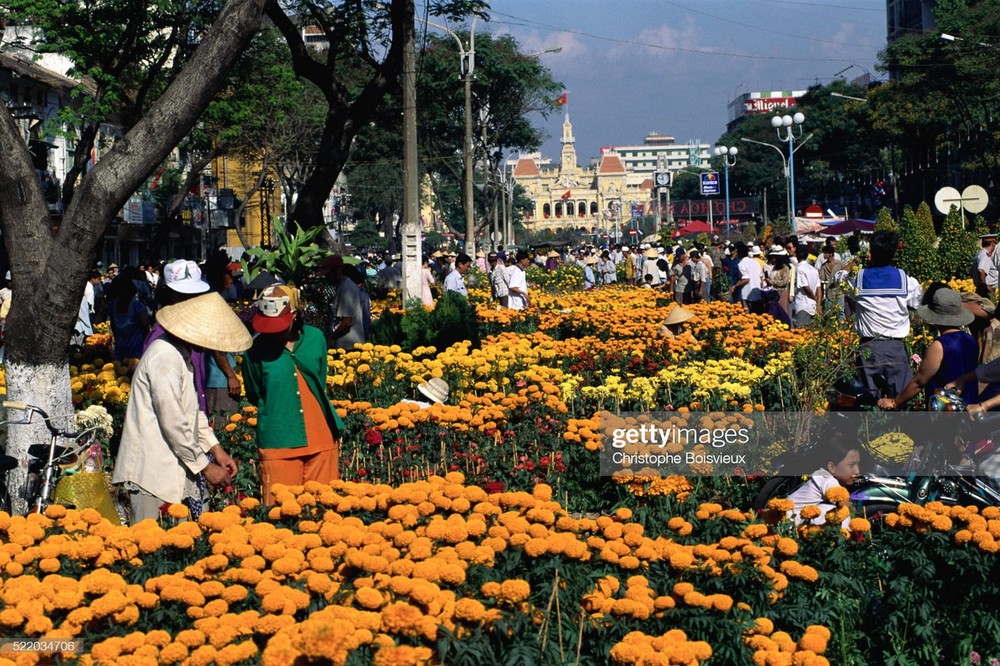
[0,0,266,513]
[344,30,562,241]
[872,0,1000,211]
[263,0,487,233]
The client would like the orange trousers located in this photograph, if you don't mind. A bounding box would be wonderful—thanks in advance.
[259,447,339,505]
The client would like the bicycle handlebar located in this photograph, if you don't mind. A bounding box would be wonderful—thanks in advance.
[2,401,83,439]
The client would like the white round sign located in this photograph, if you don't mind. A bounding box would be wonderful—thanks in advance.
[963,185,989,214]
[934,186,962,215]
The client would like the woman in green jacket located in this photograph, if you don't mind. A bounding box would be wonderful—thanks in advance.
[242,284,345,504]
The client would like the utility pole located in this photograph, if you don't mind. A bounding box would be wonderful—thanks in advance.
[400,0,422,304]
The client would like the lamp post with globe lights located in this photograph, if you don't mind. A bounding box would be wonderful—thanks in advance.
[713,145,738,240]
[771,112,805,231]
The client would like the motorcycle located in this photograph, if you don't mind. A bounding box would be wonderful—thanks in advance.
[755,383,1000,517]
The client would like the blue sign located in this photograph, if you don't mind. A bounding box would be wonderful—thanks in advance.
[700,172,720,196]
[631,204,643,218]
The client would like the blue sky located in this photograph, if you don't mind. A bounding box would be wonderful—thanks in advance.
[427,0,886,163]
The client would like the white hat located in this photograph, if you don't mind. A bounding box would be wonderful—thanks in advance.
[768,245,788,256]
[417,377,450,404]
[749,245,762,256]
[164,259,210,294]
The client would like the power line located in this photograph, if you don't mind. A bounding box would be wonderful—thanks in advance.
[486,10,870,63]
[654,0,882,47]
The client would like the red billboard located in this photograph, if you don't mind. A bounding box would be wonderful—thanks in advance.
[744,97,797,114]
[668,198,760,218]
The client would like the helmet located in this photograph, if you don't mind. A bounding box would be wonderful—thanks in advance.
[929,388,966,413]
[833,376,866,399]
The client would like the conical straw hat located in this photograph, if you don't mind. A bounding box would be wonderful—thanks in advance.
[156,292,253,353]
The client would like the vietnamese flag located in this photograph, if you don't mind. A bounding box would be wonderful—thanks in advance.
[555,92,568,107]
[560,190,572,200]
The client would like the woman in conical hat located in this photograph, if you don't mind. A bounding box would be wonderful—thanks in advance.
[658,305,697,338]
[113,292,252,523]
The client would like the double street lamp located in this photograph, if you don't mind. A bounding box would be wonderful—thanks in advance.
[712,145,737,240]
[740,112,810,232]
[771,112,806,230]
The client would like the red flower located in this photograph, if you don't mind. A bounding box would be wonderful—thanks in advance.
[365,429,384,446]
[484,481,505,494]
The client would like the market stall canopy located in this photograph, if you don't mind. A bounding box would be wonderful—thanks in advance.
[671,221,712,238]
[819,219,876,236]
[794,218,839,234]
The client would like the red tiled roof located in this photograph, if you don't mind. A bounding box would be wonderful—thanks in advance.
[597,154,626,175]
[640,178,653,190]
[512,157,540,177]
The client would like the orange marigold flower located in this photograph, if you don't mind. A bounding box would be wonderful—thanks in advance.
[848,518,871,533]
[823,486,850,504]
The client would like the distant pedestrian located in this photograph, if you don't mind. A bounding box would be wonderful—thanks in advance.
[444,253,472,298]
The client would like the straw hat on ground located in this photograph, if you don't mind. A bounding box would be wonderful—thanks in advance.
[417,377,450,404]
[156,292,252,353]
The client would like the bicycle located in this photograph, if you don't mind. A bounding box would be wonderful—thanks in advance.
[1,400,101,515]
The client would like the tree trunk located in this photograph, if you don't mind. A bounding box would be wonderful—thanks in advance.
[0,0,266,514]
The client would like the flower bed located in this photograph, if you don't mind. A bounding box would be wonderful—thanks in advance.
[0,286,995,664]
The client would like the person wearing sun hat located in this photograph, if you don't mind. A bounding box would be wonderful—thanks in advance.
[113,292,251,523]
[242,284,346,504]
[582,255,598,290]
[878,284,978,411]
[658,305,697,338]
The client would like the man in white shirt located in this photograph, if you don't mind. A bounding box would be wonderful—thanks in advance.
[698,246,714,302]
[728,242,763,313]
[973,233,999,297]
[443,253,472,298]
[507,250,531,310]
[689,250,708,303]
[851,230,922,396]
[792,246,820,327]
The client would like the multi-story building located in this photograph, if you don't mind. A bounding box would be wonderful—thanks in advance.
[509,112,708,233]
[602,133,711,187]
[887,0,936,42]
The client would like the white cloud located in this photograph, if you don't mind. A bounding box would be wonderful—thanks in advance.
[606,18,706,62]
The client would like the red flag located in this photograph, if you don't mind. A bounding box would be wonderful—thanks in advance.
[555,92,568,107]
[560,190,572,200]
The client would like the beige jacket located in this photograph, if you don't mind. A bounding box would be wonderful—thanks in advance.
[112,337,218,503]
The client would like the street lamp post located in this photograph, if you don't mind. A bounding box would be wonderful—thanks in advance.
[712,145,738,240]
[423,17,478,257]
[771,112,805,231]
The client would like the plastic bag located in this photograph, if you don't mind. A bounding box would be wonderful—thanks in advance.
[53,440,121,525]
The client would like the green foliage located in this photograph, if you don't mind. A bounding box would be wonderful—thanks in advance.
[370,291,480,353]
[349,219,388,252]
[242,220,329,286]
[430,290,481,350]
[915,201,937,238]
[874,207,898,233]
[937,206,978,281]
[896,204,941,282]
